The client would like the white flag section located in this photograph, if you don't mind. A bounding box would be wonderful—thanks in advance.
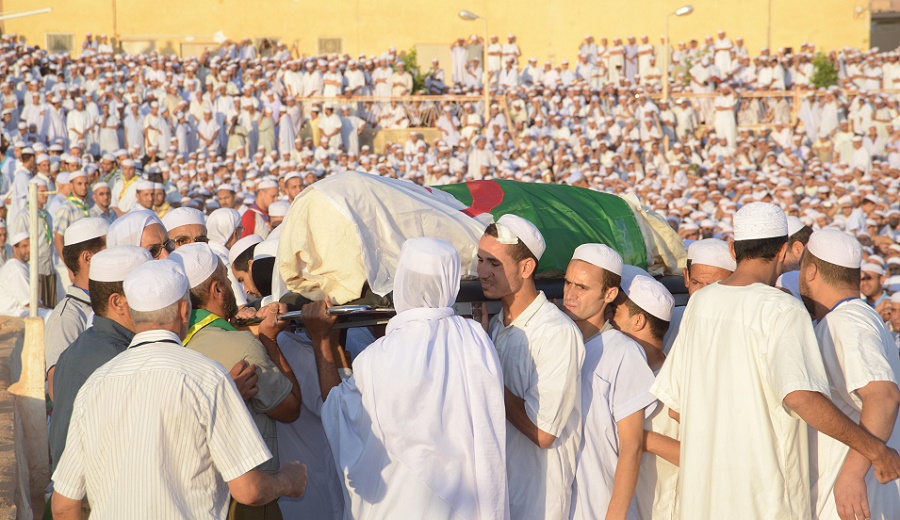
[278,172,492,304]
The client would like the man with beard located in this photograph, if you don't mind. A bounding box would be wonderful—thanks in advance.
[799,229,900,519]
[172,243,301,518]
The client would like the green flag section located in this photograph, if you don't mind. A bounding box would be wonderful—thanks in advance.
[436,180,648,273]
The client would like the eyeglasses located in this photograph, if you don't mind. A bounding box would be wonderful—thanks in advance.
[861,275,873,282]
[147,239,176,259]
[173,235,209,247]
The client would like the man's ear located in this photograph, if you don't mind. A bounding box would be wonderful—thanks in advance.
[604,286,619,304]
[520,257,537,280]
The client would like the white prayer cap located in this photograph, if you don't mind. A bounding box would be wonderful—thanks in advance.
[64,217,108,247]
[216,184,236,193]
[207,208,241,246]
[229,234,263,265]
[807,229,862,269]
[687,239,735,271]
[36,153,49,164]
[861,262,885,275]
[622,274,674,322]
[886,276,900,292]
[571,243,623,276]
[257,179,279,191]
[135,179,154,191]
[733,202,787,241]
[494,214,546,260]
[121,159,135,167]
[620,264,651,293]
[107,210,164,247]
[268,201,290,217]
[786,216,805,237]
[161,207,206,232]
[124,259,188,312]
[56,172,70,185]
[68,170,87,181]
[253,238,279,261]
[93,181,110,190]
[10,231,29,246]
[170,243,219,289]
[891,292,900,304]
[89,245,153,282]
[30,176,48,189]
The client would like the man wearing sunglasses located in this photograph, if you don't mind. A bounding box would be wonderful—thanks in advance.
[106,209,174,260]
[861,263,889,310]
[162,207,209,250]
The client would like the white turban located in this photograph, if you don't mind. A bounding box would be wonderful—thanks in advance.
[107,210,164,247]
[207,208,242,246]
[393,237,460,314]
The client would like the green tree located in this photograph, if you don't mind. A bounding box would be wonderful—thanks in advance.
[398,48,428,93]
[810,52,839,89]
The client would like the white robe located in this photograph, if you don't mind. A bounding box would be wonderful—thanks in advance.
[321,239,510,520]
[811,300,900,520]
[651,282,830,519]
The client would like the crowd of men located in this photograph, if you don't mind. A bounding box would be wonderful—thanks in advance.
[0,29,897,520]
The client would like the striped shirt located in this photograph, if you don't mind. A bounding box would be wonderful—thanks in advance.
[52,329,272,519]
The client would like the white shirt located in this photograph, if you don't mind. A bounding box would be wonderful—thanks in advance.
[570,329,657,520]
[0,257,30,317]
[811,299,900,520]
[52,330,271,519]
[651,282,830,519]
[274,331,344,520]
[489,291,584,520]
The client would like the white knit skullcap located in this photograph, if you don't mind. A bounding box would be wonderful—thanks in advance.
[571,243,623,276]
[495,214,546,260]
[807,229,862,269]
[124,259,189,312]
[89,245,153,282]
[733,202,787,241]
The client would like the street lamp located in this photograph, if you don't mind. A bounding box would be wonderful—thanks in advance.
[458,10,490,124]
[663,4,693,101]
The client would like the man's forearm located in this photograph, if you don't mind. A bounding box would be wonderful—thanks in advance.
[51,492,83,520]
[504,386,557,448]
[840,383,900,479]
[311,332,343,401]
[607,412,644,520]
[787,390,884,462]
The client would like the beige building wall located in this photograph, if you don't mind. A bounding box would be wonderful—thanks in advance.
[2,0,872,62]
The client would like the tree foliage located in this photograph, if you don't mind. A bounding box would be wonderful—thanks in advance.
[810,52,839,89]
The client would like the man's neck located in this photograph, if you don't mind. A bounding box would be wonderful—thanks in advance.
[99,311,136,333]
[819,288,862,322]
[134,323,183,338]
[200,304,228,322]
[720,260,780,288]
[633,335,666,372]
[575,308,607,340]
[72,273,89,292]
[500,283,540,326]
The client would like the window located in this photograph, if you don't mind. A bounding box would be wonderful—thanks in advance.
[46,33,74,53]
[318,37,342,55]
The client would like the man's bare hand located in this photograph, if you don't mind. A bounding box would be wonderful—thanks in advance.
[258,302,289,340]
[235,306,257,321]
[833,472,870,520]
[229,360,259,401]
[872,445,900,484]
[300,300,338,341]
[279,461,308,498]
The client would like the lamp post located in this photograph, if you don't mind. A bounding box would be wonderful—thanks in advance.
[663,4,693,101]
[459,10,490,121]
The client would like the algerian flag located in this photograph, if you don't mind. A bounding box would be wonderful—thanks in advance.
[279,172,685,304]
